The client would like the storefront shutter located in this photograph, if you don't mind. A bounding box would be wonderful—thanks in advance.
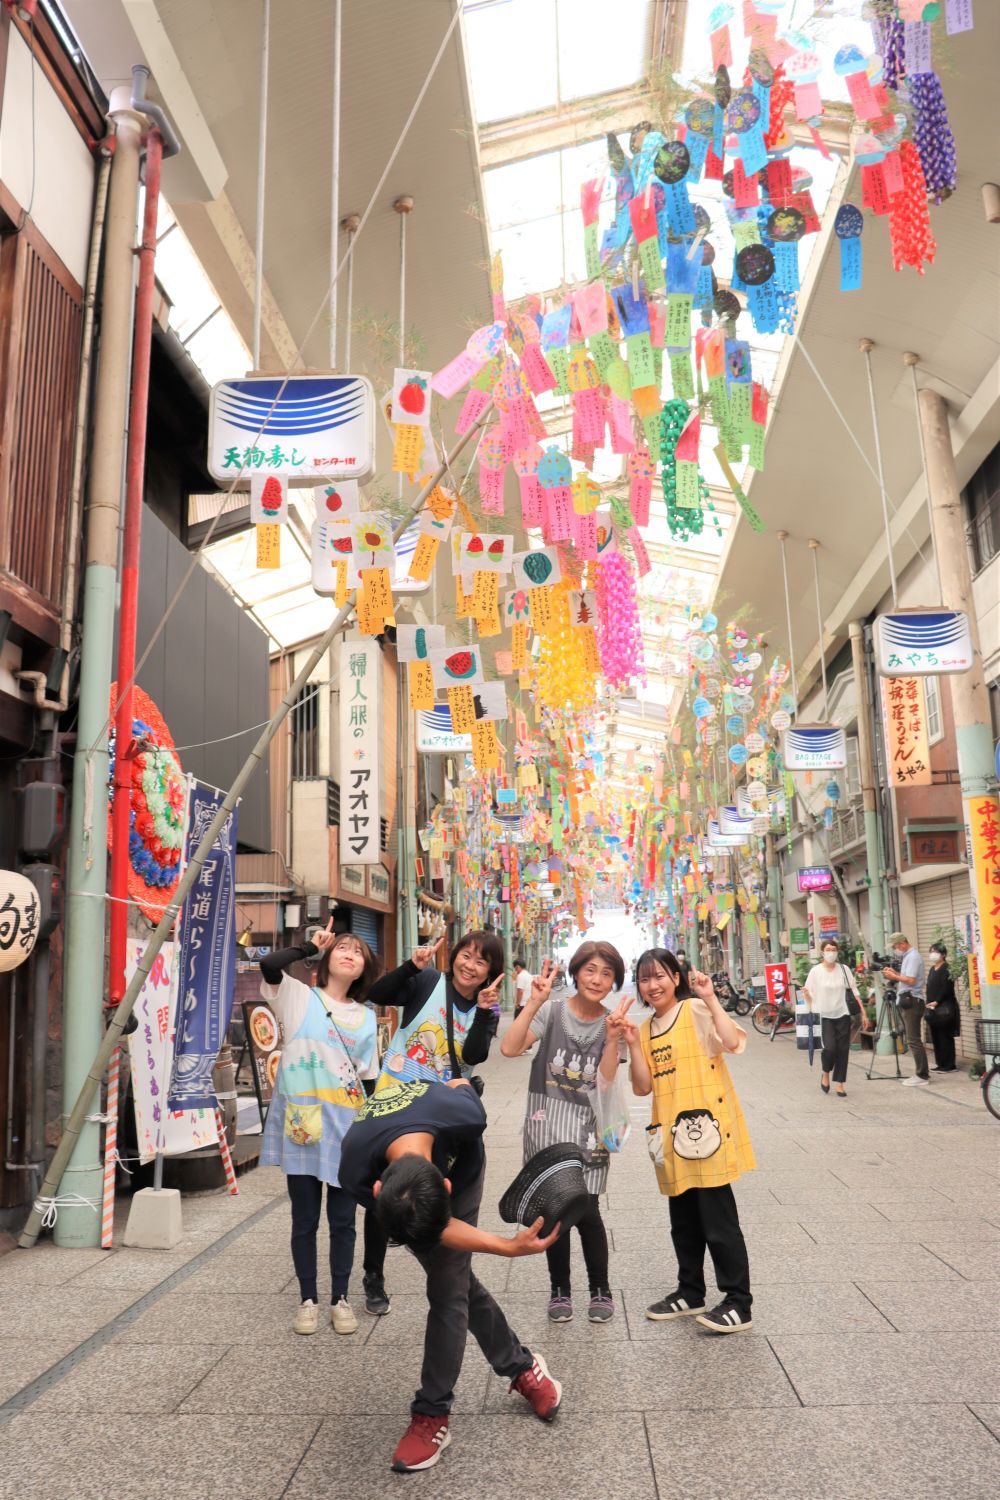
[914,874,975,955]
[350,905,379,954]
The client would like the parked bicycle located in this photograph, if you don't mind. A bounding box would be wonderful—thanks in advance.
[977,1019,1000,1121]
[750,992,797,1039]
[710,971,753,1016]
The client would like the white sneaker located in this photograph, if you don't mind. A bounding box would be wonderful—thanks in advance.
[293,1299,319,1335]
[331,1297,358,1334]
[901,1075,931,1087]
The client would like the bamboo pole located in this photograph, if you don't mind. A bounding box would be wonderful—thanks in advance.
[19,408,492,1248]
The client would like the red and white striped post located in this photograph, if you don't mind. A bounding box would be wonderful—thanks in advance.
[100,1046,121,1247]
[215,1106,238,1195]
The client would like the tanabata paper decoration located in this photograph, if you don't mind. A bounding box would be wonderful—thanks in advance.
[312,518,358,595]
[392,369,432,426]
[256,523,280,569]
[594,552,644,689]
[250,473,288,525]
[456,532,513,573]
[396,624,446,662]
[319,480,360,519]
[107,685,186,920]
[353,513,393,571]
[513,547,561,592]
[429,646,485,690]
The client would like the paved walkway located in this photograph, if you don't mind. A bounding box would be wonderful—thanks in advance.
[0,1023,998,1499]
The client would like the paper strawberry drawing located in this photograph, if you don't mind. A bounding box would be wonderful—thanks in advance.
[325,487,346,514]
[398,375,428,418]
[488,539,505,557]
[260,477,283,516]
[466,536,484,555]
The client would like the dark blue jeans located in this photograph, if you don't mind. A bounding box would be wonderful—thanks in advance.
[286,1173,357,1303]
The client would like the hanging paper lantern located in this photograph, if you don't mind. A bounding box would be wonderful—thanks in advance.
[0,871,41,973]
[107,684,186,922]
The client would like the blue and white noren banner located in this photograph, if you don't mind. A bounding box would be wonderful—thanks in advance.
[873,610,974,677]
[168,783,238,1113]
[208,374,375,484]
[782,724,848,771]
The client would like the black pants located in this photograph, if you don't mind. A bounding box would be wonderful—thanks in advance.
[928,1018,957,1070]
[544,1192,609,1293]
[410,1170,531,1416]
[668,1183,751,1315]
[820,1013,853,1084]
[362,1203,389,1277]
[286,1173,358,1304]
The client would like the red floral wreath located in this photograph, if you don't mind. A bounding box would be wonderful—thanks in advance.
[107,685,186,923]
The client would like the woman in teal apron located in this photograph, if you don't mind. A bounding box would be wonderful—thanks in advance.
[259,925,379,1336]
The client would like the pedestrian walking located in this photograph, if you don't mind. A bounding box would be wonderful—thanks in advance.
[359,930,504,1315]
[339,1078,563,1473]
[883,932,929,1086]
[501,942,625,1324]
[803,941,871,1097]
[925,942,960,1072]
[624,949,756,1334]
[258,923,380,1336]
[513,958,533,1018]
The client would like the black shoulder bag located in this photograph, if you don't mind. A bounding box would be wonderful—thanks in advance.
[445,984,485,1097]
[840,965,862,1019]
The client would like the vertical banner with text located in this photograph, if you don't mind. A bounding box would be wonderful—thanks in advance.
[881,677,932,787]
[965,794,1000,986]
[339,636,383,863]
[168,782,239,1111]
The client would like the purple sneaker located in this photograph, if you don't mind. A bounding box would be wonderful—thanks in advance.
[587,1289,615,1323]
[547,1288,573,1323]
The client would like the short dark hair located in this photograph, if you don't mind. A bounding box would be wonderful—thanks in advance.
[449,929,504,986]
[568,940,625,991]
[315,933,380,998]
[635,948,692,1000]
[375,1155,451,1252]
[513,959,525,970]
[930,942,947,957]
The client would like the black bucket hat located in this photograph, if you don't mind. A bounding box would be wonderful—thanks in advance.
[499,1145,590,1238]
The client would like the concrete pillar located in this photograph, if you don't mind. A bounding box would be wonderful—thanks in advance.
[56,99,144,1246]
[848,621,887,957]
[918,389,1000,1018]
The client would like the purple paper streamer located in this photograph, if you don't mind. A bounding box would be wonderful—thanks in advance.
[910,70,958,203]
[945,0,974,34]
[881,17,905,91]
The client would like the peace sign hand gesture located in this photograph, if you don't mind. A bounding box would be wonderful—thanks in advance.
[605,994,637,1045]
[412,936,446,971]
[528,958,557,1010]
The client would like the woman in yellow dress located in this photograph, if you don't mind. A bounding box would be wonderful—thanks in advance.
[617,948,756,1334]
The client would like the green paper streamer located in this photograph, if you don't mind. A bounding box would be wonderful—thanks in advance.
[670,351,695,400]
[588,330,618,379]
[639,235,665,292]
[584,221,601,280]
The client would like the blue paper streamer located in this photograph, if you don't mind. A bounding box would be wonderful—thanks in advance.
[685,131,710,184]
[747,279,780,334]
[664,180,696,235]
[772,241,800,293]
[694,262,714,309]
[738,125,768,178]
[839,235,862,291]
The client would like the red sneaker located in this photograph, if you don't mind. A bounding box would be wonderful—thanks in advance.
[509,1351,562,1421]
[391,1414,451,1473]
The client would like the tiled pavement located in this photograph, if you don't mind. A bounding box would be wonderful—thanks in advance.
[0,1023,998,1498]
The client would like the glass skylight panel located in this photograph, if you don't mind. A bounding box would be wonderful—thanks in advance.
[557,0,652,102]
[464,0,559,124]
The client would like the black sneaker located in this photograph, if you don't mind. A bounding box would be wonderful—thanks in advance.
[695,1299,752,1334]
[645,1291,706,1321]
[363,1273,391,1316]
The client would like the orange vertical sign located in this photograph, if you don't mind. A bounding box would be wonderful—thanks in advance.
[965,794,1000,985]
[881,677,931,787]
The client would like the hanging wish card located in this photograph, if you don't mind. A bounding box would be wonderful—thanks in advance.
[429,646,485,690]
[318,480,360,521]
[456,532,513,573]
[504,588,531,626]
[513,547,561,592]
[312,518,359,594]
[251,474,288,525]
[419,485,456,539]
[472,682,508,722]
[447,684,477,734]
[456,386,491,434]
[408,659,435,710]
[470,719,501,771]
[392,369,432,426]
[396,623,446,662]
[567,589,598,629]
[407,533,439,582]
[256,523,280,569]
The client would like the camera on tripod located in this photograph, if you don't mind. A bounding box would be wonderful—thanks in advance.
[868,953,894,972]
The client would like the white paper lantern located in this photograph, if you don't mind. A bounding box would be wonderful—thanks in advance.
[0,872,41,973]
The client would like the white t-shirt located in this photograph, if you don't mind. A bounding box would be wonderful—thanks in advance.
[514,970,533,1006]
[803,961,860,1020]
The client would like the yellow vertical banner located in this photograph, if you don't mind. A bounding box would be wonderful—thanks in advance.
[965,794,1000,985]
[881,677,931,787]
[408,660,435,710]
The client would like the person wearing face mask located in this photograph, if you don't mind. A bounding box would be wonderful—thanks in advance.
[258,923,381,1336]
[925,942,960,1072]
[883,932,929,1087]
[803,942,870,1098]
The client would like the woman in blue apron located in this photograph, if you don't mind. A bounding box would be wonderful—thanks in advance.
[359,929,505,1312]
[258,925,379,1336]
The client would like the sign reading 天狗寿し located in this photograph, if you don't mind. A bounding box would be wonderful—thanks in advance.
[339,637,382,864]
[208,375,376,485]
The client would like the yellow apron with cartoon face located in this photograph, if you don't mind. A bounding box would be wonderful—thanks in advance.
[640,1001,755,1197]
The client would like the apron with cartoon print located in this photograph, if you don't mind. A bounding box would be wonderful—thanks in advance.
[375,973,475,1090]
[523,1000,610,1194]
[641,1001,755,1197]
[261,987,376,1186]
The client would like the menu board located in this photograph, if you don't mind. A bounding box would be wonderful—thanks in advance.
[243,999,282,1123]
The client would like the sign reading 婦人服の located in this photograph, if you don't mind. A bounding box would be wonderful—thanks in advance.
[339,637,382,864]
